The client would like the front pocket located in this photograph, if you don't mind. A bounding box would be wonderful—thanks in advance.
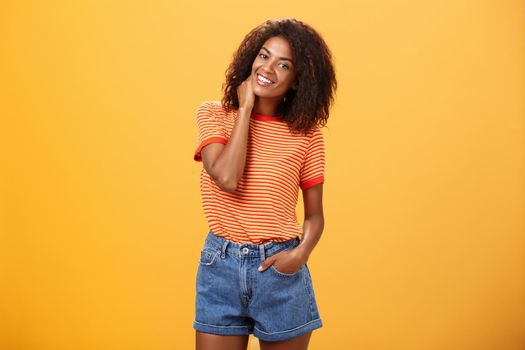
[270,264,304,277]
[199,248,220,267]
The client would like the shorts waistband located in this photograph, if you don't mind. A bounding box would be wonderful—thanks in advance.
[203,229,301,261]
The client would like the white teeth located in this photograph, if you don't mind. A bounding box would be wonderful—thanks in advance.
[257,74,273,84]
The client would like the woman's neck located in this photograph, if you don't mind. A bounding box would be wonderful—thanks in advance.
[252,96,282,116]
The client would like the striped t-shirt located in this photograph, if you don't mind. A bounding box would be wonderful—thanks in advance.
[193,100,325,244]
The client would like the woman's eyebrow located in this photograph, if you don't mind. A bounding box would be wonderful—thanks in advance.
[261,47,294,64]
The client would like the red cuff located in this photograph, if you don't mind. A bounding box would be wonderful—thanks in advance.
[194,137,228,162]
[300,176,324,190]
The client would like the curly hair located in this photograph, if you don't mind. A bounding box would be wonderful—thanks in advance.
[221,18,337,134]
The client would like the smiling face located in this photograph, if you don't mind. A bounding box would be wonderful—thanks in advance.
[251,35,297,101]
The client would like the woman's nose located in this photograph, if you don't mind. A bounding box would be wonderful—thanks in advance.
[262,61,275,74]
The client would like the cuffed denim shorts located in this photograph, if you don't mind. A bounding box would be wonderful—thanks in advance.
[193,229,323,342]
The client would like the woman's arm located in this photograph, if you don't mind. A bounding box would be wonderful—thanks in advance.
[201,74,255,192]
[257,183,324,273]
[201,107,251,192]
[296,183,325,261]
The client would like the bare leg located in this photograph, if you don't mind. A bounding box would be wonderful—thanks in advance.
[196,331,250,350]
[259,331,312,350]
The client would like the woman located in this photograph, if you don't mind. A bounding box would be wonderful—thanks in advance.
[192,18,337,350]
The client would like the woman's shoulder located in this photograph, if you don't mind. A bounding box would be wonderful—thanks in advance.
[197,100,233,118]
[197,100,231,115]
[291,123,324,140]
[195,100,236,128]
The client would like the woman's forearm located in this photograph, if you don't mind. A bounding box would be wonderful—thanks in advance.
[296,214,325,262]
[211,107,252,191]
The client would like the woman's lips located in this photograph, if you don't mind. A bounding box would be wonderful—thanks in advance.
[256,73,275,87]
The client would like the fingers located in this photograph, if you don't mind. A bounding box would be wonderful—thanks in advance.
[258,256,275,272]
[237,72,255,110]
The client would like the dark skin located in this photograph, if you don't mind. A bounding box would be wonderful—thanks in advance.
[196,35,324,350]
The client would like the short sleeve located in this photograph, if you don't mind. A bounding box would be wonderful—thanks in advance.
[299,127,325,190]
[193,101,229,162]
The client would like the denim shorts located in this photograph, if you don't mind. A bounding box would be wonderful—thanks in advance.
[193,229,323,342]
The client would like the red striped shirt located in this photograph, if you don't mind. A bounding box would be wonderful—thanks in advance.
[193,101,325,244]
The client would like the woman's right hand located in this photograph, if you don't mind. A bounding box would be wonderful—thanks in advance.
[237,72,255,110]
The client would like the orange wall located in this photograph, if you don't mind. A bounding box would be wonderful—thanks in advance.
[1,1,524,349]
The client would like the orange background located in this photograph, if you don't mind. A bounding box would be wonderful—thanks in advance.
[1,1,524,349]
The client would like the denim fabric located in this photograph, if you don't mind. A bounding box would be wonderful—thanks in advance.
[193,229,323,342]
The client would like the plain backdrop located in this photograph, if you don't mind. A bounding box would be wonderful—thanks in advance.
[1,1,524,349]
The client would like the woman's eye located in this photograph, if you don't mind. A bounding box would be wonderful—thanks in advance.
[258,53,288,69]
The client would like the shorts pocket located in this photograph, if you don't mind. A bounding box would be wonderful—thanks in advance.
[199,248,220,267]
[269,263,305,277]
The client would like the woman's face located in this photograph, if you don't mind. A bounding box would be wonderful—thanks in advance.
[250,36,297,100]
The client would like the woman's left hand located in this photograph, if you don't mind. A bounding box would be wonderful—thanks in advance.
[258,247,308,274]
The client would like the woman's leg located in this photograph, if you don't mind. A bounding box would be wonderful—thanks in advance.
[258,331,312,350]
[196,331,249,350]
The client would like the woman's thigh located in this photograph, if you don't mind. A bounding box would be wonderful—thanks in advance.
[259,331,312,350]
[196,331,249,350]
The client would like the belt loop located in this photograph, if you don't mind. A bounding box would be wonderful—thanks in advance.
[221,240,229,258]
[259,244,266,262]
